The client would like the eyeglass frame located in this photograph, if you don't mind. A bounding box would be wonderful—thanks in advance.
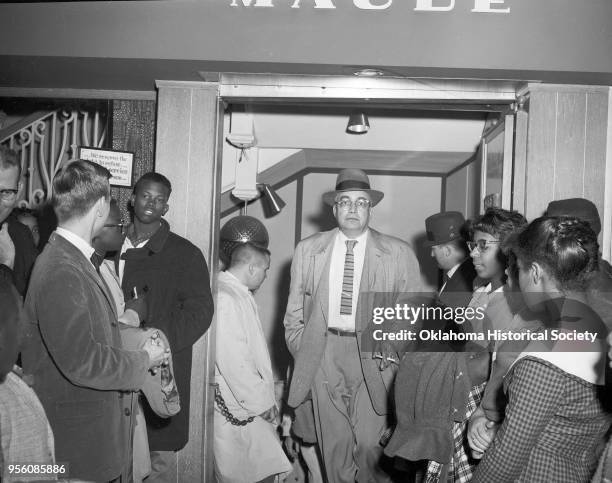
[467,239,501,252]
[334,198,372,211]
[0,189,19,202]
[103,222,129,232]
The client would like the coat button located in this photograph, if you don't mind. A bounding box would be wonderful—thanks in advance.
[455,372,463,379]
[124,408,131,416]
[111,321,118,327]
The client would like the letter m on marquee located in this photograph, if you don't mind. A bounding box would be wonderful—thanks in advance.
[231,0,274,6]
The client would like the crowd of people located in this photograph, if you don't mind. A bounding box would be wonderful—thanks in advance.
[1,141,612,483]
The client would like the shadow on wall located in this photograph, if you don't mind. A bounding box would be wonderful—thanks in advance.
[270,259,293,378]
[412,232,439,289]
[306,201,337,234]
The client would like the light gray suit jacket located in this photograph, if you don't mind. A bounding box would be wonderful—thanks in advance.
[284,228,422,415]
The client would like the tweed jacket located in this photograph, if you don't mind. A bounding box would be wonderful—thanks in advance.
[22,233,149,482]
[284,228,422,414]
[472,357,610,483]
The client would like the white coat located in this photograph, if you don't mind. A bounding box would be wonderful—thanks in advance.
[214,271,292,483]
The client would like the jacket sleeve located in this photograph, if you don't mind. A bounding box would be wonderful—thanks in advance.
[382,243,426,354]
[283,242,306,357]
[166,247,214,353]
[471,359,562,482]
[36,267,149,392]
[216,291,276,416]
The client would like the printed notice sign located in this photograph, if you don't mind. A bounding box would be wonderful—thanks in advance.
[79,147,134,187]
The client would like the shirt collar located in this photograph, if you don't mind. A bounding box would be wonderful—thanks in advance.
[220,270,250,294]
[56,227,95,261]
[337,228,369,245]
[446,262,462,279]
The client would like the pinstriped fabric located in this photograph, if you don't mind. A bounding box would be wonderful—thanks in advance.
[340,240,357,315]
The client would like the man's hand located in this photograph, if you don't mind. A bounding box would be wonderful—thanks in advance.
[125,296,148,322]
[259,405,279,425]
[0,223,15,270]
[143,332,171,371]
[373,341,399,370]
[467,411,498,459]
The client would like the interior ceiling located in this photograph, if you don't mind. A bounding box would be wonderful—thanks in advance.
[244,104,488,173]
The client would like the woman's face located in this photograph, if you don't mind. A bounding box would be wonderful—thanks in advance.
[470,230,504,282]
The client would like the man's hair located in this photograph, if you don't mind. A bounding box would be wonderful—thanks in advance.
[229,242,271,269]
[507,216,599,291]
[134,172,172,197]
[0,146,21,177]
[52,160,111,223]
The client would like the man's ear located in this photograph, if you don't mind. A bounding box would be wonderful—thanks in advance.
[162,203,169,216]
[130,194,136,207]
[531,261,544,285]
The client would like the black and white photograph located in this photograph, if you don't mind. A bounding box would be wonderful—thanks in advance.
[1,1,612,482]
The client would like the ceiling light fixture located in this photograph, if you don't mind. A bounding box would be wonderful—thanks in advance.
[353,68,385,77]
[346,112,370,134]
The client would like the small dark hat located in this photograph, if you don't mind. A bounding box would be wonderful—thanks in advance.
[546,198,601,235]
[425,211,465,247]
[322,168,384,207]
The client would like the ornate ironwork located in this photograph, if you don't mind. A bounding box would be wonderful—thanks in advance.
[0,108,107,209]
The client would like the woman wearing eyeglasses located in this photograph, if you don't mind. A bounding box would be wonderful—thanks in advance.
[470,217,609,483]
[420,207,531,482]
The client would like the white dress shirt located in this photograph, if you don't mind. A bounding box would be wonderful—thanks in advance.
[439,261,461,294]
[56,227,95,263]
[327,229,368,332]
[119,237,148,285]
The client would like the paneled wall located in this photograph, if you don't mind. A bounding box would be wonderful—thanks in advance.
[444,156,481,220]
[521,85,610,234]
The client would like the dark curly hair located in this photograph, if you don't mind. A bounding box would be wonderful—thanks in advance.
[469,207,528,269]
[509,216,599,291]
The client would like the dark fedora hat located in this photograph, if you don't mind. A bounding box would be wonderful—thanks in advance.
[322,168,384,206]
[546,197,601,235]
[424,211,466,246]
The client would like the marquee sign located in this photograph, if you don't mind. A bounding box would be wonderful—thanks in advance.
[230,0,510,13]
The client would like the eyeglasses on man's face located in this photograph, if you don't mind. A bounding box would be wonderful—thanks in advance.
[467,239,501,252]
[0,189,18,202]
[335,198,371,211]
[104,222,129,232]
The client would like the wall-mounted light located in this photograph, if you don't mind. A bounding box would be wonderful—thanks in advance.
[346,112,370,134]
[258,184,286,217]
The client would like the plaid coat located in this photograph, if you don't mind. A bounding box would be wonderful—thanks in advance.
[472,356,611,483]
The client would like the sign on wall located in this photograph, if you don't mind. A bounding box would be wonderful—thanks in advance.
[79,147,134,188]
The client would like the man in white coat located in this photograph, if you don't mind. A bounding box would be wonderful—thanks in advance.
[214,242,292,483]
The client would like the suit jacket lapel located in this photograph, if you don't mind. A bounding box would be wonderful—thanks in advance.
[356,230,384,332]
[50,233,119,321]
[312,229,337,325]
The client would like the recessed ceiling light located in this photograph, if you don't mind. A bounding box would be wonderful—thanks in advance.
[353,69,385,77]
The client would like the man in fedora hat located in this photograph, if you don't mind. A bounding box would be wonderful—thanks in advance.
[425,211,476,308]
[284,168,422,482]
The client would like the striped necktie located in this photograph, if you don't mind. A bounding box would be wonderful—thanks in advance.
[340,240,357,315]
